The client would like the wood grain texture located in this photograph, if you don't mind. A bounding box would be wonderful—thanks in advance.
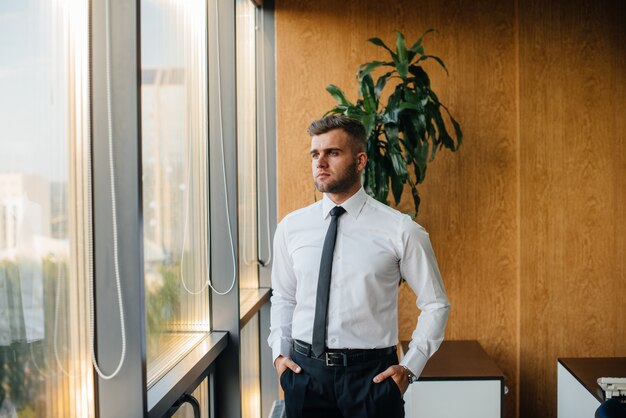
[519,0,626,417]
[276,1,626,417]
[276,1,519,416]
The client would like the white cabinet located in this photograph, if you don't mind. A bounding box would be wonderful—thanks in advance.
[557,357,626,418]
[401,340,505,418]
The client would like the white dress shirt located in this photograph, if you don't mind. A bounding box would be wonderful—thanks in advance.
[268,187,450,378]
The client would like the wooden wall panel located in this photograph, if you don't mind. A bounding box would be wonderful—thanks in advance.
[519,0,626,417]
[275,1,519,417]
[276,0,626,416]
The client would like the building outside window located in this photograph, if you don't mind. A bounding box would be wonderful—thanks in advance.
[140,0,212,390]
[0,0,276,416]
[0,0,93,416]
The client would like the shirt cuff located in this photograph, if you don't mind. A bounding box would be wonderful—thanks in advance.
[399,346,429,379]
[272,337,293,367]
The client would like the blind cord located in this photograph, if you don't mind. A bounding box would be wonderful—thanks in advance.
[210,0,237,296]
[88,0,127,380]
[179,119,209,295]
[170,0,237,297]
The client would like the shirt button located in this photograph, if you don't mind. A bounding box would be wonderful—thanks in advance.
[330,338,337,344]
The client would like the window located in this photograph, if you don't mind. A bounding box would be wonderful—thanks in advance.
[236,2,265,417]
[237,0,259,293]
[1,0,276,416]
[140,0,212,387]
[0,0,93,416]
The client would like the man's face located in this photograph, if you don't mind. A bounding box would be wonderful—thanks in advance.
[310,129,366,195]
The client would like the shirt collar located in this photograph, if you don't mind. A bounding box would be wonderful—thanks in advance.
[322,187,368,220]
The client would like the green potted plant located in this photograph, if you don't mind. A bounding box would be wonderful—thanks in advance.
[325,29,462,216]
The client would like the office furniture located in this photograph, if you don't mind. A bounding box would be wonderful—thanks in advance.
[401,340,505,418]
[557,357,626,418]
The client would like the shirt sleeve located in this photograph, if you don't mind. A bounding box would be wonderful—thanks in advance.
[397,216,450,378]
[267,220,298,365]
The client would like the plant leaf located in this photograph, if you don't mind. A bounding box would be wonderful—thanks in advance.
[323,105,349,117]
[409,44,424,58]
[410,185,421,215]
[409,65,431,89]
[438,102,464,151]
[430,103,454,154]
[383,87,404,124]
[418,54,449,75]
[376,163,389,204]
[398,101,420,111]
[411,136,429,184]
[364,159,377,197]
[326,84,352,106]
[368,37,397,60]
[359,112,376,140]
[375,71,394,96]
[325,29,462,217]
[358,61,392,81]
[390,151,407,177]
[409,28,435,55]
[360,74,377,113]
[395,31,409,79]
[405,111,426,142]
[384,123,408,181]
[391,170,404,205]
[449,115,463,150]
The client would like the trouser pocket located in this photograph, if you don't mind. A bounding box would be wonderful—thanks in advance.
[281,368,310,418]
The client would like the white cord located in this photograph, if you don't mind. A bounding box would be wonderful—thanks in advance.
[209,0,237,296]
[178,0,235,296]
[179,118,209,295]
[257,6,273,267]
[87,0,127,380]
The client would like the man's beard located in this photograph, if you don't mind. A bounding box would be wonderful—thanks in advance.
[315,159,360,194]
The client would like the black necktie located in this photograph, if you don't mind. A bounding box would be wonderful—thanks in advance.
[311,206,346,358]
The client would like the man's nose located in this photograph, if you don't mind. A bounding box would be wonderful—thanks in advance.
[316,155,328,167]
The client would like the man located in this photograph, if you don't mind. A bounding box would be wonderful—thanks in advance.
[268,115,450,418]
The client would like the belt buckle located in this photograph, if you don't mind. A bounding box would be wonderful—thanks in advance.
[325,352,348,367]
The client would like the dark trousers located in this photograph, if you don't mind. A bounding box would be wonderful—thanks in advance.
[280,349,405,418]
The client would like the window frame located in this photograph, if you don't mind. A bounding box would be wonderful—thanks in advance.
[91,0,147,415]
[89,0,277,416]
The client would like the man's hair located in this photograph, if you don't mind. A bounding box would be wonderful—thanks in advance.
[307,115,367,153]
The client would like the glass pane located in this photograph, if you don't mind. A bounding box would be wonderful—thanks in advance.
[241,314,261,418]
[0,0,93,417]
[140,0,211,386]
[237,0,259,290]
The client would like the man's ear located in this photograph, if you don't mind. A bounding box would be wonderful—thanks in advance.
[356,152,368,172]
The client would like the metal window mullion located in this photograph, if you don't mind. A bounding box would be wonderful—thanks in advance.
[256,1,277,292]
[91,0,147,417]
[255,2,278,418]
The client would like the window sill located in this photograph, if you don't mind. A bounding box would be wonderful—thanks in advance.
[239,287,271,328]
[147,331,228,418]
[147,331,211,387]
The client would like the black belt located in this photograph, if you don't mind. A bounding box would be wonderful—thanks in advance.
[293,340,396,367]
